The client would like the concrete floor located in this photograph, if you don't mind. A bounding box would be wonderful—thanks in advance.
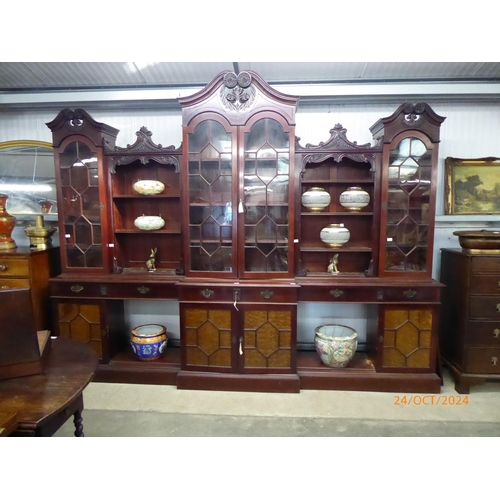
[54,369,500,437]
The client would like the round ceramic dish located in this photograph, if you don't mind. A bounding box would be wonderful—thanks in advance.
[133,180,165,196]
[134,215,165,231]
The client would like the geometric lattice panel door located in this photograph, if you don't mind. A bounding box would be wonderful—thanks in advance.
[380,307,434,370]
[57,302,103,357]
[243,309,292,370]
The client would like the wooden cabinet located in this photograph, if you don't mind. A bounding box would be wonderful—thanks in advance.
[440,249,500,393]
[179,284,298,373]
[107,127,183,274]
[370,104,445,279]
[46,72,446,394]
[296,124,380,277]
[46,109,119,274]
[52,298,124,362]
[179,71,298,279]
[0,247,60,331]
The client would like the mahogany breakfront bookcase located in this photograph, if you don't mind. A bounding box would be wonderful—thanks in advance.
[47,71,445,393]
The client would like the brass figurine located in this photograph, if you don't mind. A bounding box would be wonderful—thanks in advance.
[327,254,339,274]
[146,248,157,272]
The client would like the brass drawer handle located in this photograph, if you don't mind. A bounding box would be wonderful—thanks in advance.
[492,356,498,366]
[497,304,500,313]
[71,284,84,293]
[137,286,150,295]
[1,285,10,289]
[494,329,500,339]
[330,289,344,298]
[260,290,274,299]
[0,264,7,271]
[403,289,417,299]
[201,289,214,298]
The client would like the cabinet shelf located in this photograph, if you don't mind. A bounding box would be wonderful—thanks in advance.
[301,211,373,216]
[300,245,372,253]
[301,179,374,185]
[113,194,180,199]
[115,229,182,234]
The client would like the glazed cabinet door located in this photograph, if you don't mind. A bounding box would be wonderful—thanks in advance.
[54,137,112,273]
[183,116,238,278]
[379,132,438,278]
[239,114,295,279]
[370,103,445,279]
[47,109,119,275]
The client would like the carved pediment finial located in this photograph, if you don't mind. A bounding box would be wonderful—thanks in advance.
[220,71,256,111]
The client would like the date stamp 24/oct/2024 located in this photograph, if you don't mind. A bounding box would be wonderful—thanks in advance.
[394,395,469,406]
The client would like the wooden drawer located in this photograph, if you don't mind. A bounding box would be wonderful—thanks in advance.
[0,278,30,290]
[179,285,297,303]
[465,347,500,374]
[466,320,500,346]
[382,287,441,303]
[179,286,234,302]
[469,295,500,319]
[107,282,177,299]
[298,286,376,302]
[298,285,440,303]
[240,287,297,303]
[469,274,500,294]
[51,282,104,297]
[471,257,500,274]
[0,258,29,277]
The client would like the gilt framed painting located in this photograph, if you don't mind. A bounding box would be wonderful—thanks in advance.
[445,156,500,214]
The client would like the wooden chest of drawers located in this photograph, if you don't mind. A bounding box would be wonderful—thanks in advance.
[0,247,60,332]
[440,249,500,393]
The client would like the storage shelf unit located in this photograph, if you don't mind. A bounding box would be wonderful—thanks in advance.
[46,74,445,393]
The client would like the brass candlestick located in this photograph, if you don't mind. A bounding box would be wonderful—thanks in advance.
[24,215,57,249]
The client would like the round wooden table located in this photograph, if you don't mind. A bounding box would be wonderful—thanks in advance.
[0,337,98,437]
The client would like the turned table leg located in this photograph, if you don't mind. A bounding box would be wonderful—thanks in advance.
[73,410,85,437]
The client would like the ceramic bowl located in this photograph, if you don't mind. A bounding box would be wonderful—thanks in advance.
[314,324,358,368]
[131,324,167,361]
[453,230,500,251]
[301,187,331,212]
[339,186,370,211]
[320,223,350,247]
[133,180,165,196]
[134,215,165,231]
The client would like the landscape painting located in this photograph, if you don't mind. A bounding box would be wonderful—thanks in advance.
[445,157,500,214]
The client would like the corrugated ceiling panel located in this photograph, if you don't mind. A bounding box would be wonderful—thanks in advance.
[136,62,234,84]
[24,62,147,87]
[0,62,48,88]
[240,62,368,82]
[1,62,500,90]
[473,61,500,77]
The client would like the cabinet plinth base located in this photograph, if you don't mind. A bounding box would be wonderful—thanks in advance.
[94,347,180,386]
[92,348,442,394]
[442,357,500,394]
[297,351,441,393]
[177,371,301,393]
